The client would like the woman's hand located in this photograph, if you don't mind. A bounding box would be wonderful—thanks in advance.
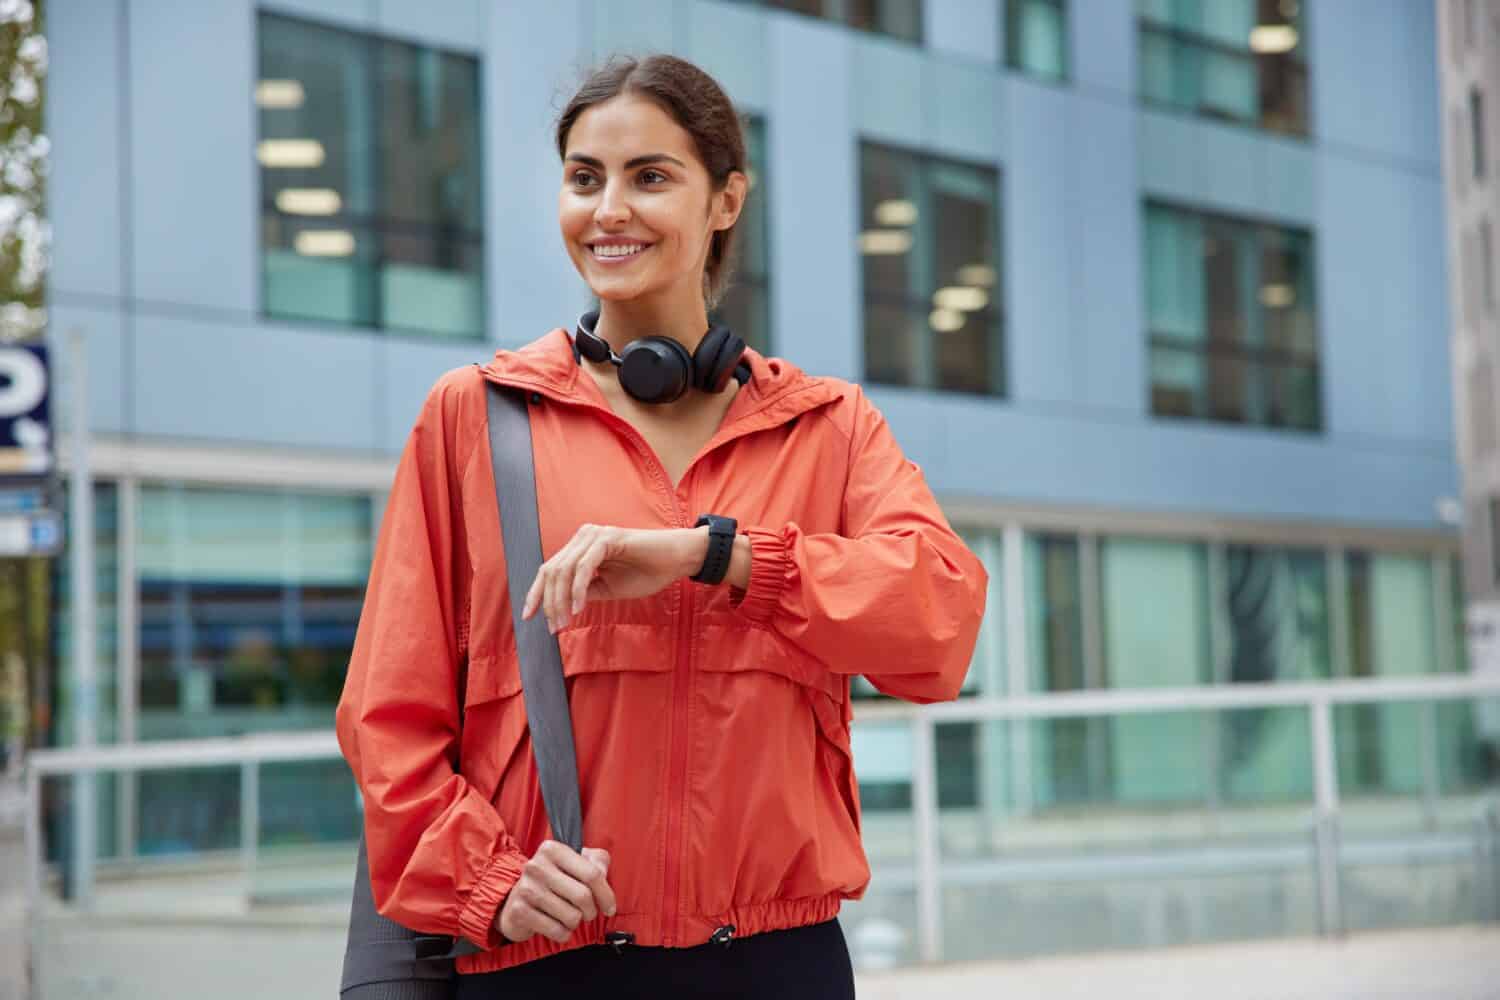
[494,841,617,945]
[521,523,704,633]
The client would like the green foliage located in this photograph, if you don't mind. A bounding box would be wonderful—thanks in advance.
[0,0,47,339]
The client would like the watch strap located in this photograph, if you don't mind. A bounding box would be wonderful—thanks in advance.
[690,513,736,585]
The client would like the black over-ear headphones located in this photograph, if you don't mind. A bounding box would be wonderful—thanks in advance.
[571,309,751,405]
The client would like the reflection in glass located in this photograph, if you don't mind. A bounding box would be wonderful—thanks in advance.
[763,0,923,42]
[1146,202,1319,429]
[860,142,1001,395]
[258,12,483,338]
[136,484,372,736]
[1136,0,1309,136]
[1006,0,1068,81]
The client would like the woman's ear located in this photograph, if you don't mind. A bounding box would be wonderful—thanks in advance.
[712,170,750,233]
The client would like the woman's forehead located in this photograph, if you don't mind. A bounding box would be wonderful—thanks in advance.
[566,95,696,162]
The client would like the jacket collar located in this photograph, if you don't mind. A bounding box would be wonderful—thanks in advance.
[478,327,842,436]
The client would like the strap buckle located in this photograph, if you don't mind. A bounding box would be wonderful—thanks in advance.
[708,924,736,948]
[604,930,635,956]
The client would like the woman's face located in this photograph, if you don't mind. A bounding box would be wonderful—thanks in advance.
[559,94,744,307]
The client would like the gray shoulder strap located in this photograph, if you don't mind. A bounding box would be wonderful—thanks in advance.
[340,378,583,989]
[484,382,584,855]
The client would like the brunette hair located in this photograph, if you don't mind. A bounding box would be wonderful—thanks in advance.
[556,54,749,311]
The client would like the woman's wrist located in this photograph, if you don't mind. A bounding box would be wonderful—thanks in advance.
[679,526,750,590]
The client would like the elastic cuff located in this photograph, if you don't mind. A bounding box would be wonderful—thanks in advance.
[727,526,789,624]
[456,847,528,950]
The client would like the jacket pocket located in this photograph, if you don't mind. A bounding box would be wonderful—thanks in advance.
[686,625,866,913]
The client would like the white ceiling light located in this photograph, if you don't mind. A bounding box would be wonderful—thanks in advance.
[929,308,965,333]
[859,230,913,255]
[257,139,325,168]
[933,286,988,312]
[255,79,306,109]
[957,264,997,288]
[294,230,356,257]
[1249,24,1298,54]
[874,199,918,226]
[275,188,342,216]
[1259,283,1295,308]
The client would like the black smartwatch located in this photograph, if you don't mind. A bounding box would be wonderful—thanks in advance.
[690,513,738,585]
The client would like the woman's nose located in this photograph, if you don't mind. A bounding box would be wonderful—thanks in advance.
[595,180,630,226]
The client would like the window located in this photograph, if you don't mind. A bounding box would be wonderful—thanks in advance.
[1006,0,1068,81]
[1137,0,1309,136]
[1145,201,1320,430]
[1222,545,1331,683]
[756,0,923,43]
[135,484,373,733]
[710,116,771,356]
[257,13,484,338]
[131,484,373,853]
[1471,87,1488,181]
[860,141,1004,395]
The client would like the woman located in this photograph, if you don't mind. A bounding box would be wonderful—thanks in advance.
[334,53,988,998]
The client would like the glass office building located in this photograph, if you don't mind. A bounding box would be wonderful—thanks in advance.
[39,0,1492,965]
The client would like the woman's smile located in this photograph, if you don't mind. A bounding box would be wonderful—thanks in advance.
[589,241,653,264]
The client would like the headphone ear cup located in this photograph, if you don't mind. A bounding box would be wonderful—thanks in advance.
[693,324,747,393]
[620,336,693,404]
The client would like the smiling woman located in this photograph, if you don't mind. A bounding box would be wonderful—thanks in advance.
[337,51,987,1000]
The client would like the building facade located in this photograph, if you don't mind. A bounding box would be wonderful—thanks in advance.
[1441,4,1500,606]
[35,0,1486,964]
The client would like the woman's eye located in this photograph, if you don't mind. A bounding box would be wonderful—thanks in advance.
[640,169,667,185]
[571,171,596,187]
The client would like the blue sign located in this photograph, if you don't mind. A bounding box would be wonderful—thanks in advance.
[0,344,51,479]
[0,509,61,557]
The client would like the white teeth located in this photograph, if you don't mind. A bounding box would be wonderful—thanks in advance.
[593,244,646,258]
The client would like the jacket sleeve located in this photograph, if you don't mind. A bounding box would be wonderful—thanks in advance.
[335,374,528,951]
[728,384,989,704]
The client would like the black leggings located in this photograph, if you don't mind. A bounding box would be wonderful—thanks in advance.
[453,917,856,1000]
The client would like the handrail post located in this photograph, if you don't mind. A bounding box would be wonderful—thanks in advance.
[911,713,942,963]
[1309,697,1343,938]
[24,761,43,1000]
[1418,700,1441,832]
[241,757,260,903]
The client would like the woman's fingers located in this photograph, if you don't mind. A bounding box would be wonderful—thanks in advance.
[571,538,610,616]
[580,846,617,917]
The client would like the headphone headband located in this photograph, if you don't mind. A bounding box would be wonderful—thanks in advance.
[573,311,749,405]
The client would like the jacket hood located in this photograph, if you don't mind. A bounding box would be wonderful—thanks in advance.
[478,326,844,432]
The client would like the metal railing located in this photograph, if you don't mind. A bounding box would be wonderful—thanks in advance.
[22,673,1500,978]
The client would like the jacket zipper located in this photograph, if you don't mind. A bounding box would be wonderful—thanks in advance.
[481,372,819,945]
[662,570,694,945]
[535,388,697,946]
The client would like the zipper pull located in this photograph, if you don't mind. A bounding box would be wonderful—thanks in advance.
[604,930,635,956]
[708,924,736,948]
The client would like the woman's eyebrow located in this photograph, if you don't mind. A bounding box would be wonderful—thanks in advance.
[566,153,686,170]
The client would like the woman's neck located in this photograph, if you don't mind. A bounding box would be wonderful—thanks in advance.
[592,290,711,356]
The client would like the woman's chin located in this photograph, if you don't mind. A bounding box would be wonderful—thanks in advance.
[589,280,652,303]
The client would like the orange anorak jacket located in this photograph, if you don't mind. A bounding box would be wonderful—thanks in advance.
[334,327,988,974]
